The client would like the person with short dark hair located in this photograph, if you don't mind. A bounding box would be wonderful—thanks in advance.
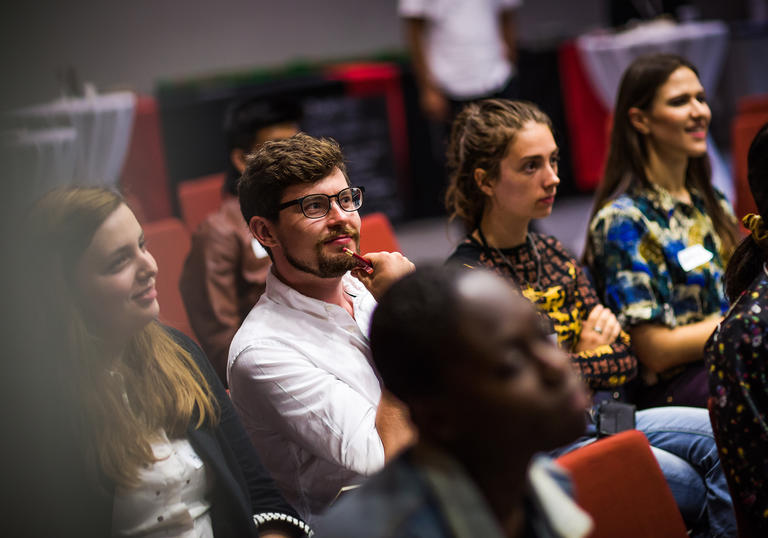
[180,98,300,384]
[705,122,768,536]
[315,266,594,537]
[229,133,416,517]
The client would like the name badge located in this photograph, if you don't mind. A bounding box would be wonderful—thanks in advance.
[251,238,269,259]
[677,244,713,272]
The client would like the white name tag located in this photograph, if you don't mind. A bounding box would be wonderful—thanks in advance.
[251,238,269,259]
[677,244,713,272]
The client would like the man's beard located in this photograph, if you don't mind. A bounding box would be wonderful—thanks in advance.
[284,227,360,278]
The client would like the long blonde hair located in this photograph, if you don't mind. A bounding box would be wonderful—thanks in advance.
[24,187,218,487]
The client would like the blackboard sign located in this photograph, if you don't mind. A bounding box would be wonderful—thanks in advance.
[158,72,404,221]
[301,93,402,219]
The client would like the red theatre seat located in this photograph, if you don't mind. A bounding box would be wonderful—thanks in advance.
[360,212,401,254]
[732,94,768,222]
[143,217,195,341]
[556,430,688,538]
[177,173,226,232]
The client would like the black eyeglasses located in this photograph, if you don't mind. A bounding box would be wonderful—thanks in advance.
[278,186,365,219]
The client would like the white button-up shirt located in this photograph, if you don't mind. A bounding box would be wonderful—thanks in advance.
[227,270,384,517]
[112,430,212,537]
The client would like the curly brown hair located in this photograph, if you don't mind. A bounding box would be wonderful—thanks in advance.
[238,132,349,224]
[444,99,553,233]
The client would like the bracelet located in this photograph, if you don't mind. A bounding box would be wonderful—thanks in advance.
[253,512,313,537]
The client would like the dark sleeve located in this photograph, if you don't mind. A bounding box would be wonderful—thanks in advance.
[165,326,310,537]
[179,219,242,385]
[569,262,638,390]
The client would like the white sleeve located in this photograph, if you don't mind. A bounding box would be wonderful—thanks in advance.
[229,341,385,476]
[398,0,430,18]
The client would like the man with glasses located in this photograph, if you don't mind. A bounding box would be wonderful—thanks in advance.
[228,133,416,518]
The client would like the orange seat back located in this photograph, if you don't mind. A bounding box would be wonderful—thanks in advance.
[178,173,226,232]
[732,95,768,222]
[143,218,195,340]
[557,430,688,538]
[359,212,400,254]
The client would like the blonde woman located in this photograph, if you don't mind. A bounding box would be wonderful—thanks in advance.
[18,187,310,538]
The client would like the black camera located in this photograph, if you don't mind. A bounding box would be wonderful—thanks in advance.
[595,400,636,438]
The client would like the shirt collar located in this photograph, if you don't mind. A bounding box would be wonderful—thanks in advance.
[264,267,371,327]
[637,182,705,216]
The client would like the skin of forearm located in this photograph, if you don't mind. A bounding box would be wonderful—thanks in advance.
[629,316,722,373]
[375,390,417,460]
[499,10,518,64]
[404,19,436,91]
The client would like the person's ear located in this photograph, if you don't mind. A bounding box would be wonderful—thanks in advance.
[628,107,650,135]
[231,148,248,174]
[474,168,494,197]
[249,216,278,249]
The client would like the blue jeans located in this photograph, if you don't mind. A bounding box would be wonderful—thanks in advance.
[552,406,736,538]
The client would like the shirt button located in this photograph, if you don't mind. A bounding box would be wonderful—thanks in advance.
[155,491,160,496]
[157,516,164,522]
[186,479,190,484]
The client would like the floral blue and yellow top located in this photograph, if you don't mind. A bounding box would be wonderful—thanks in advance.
[705,270,768,533]
[587,183,733,329]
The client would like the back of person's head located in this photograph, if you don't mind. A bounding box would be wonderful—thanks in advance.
[370,265,465,403]
[725,122,768,300]
[223,97,302,195]
[445,98,552,233]
[238,132,349,224]
[21,186,218,488]
[585,53,738,264]
[371,265,587,454]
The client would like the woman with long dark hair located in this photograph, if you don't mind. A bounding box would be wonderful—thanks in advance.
[16,187,310,537]
[584,54,739,409]
[444,98,735,537]
[705,123,768,537]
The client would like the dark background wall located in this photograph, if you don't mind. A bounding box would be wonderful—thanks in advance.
[1,0,608,110]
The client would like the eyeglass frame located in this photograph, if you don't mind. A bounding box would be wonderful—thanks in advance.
[277,186,365,219]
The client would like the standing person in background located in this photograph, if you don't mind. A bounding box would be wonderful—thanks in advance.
[180,98,300,384]
[16,187,310,538]
[705,122,768,537]
[399,0,521,124]
[444,98,736,537]
[584,53,739,409]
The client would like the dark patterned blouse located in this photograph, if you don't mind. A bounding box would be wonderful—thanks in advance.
[447,232,637,391]
[705,269,768,533]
